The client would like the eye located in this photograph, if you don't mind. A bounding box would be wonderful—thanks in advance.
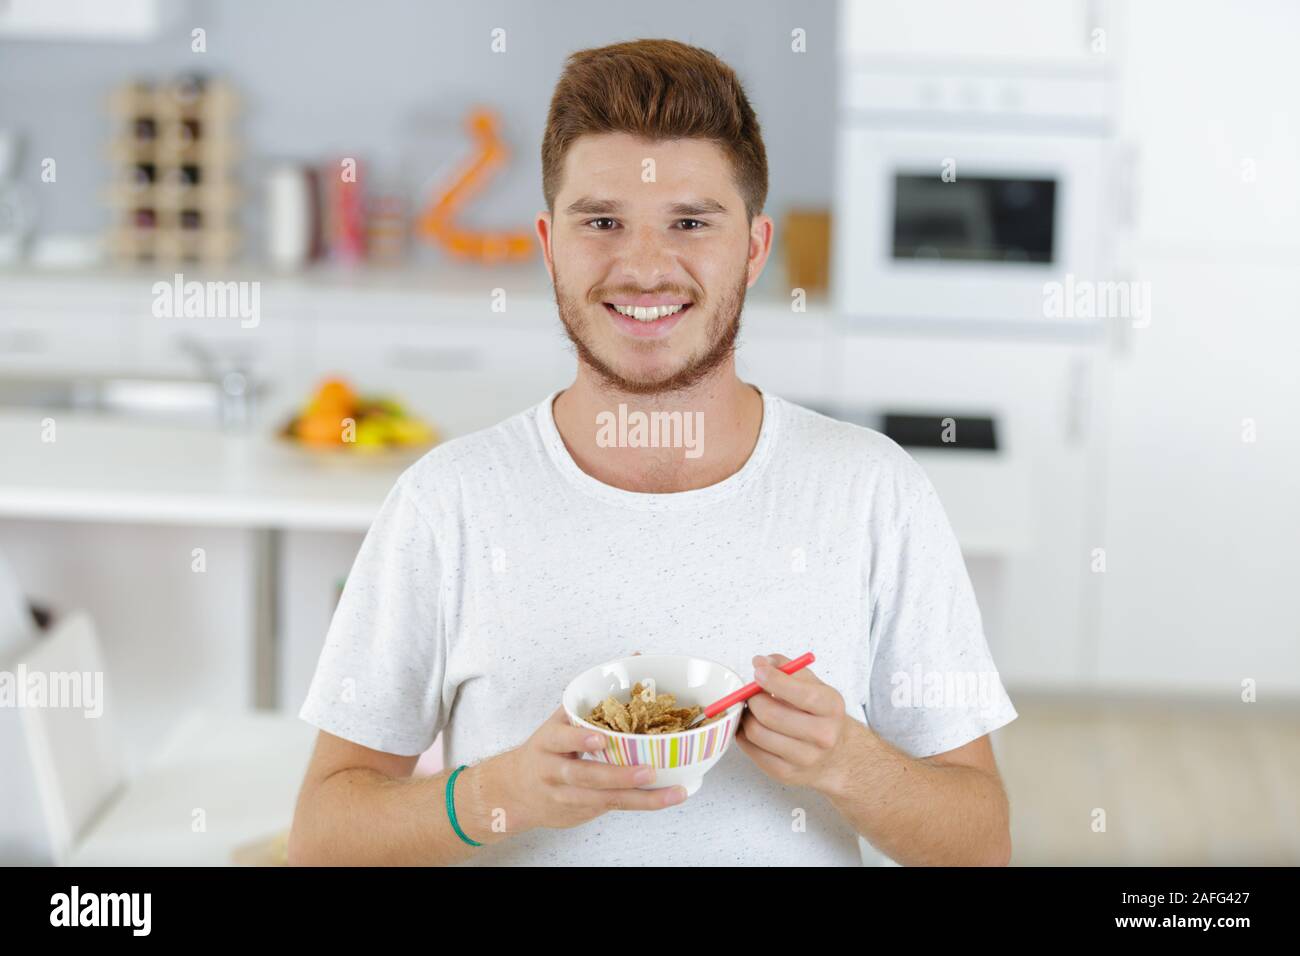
[676,219,708,230]
[585,217,617,230]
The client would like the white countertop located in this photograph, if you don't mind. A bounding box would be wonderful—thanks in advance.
[0,407,1032,553]
[0,409,405,531]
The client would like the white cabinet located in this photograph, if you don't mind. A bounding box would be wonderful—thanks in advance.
[1115,0,1300,252]
[836,333,1106,687]
[0,310,125,373]
[0,0,180,40]
[1094,261,1300,694]
[0,287,128,373]
[1092,0,1300,694]
[839,0,1105,65]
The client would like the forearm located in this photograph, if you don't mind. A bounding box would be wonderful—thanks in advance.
[822,720,1011,866]
[288,753,522,866]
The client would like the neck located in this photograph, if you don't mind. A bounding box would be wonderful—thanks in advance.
[552,359,764,493]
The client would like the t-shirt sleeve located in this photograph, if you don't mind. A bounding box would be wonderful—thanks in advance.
[864,458,1018,758]
[297,475,446,756]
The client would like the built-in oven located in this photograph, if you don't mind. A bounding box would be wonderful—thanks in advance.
[833,68,1115,323]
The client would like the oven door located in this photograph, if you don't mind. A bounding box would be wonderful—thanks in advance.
[835,126,1106,322]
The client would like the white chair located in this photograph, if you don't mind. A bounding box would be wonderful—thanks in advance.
[0,546,33,659]
[19,612,318,866]
[0,546,49,864]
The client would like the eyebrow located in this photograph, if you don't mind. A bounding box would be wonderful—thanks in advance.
[563,197,730,217]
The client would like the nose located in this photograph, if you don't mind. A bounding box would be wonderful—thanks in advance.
[615,223,675,289]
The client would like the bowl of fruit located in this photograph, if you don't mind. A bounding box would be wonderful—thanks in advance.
[279,377,440,461]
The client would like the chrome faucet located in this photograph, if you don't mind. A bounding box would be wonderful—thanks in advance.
[176,335,263,430]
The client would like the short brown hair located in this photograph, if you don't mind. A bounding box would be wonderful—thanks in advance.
[541,38,768,221]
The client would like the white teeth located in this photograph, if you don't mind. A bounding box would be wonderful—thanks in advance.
[610,303,687,321]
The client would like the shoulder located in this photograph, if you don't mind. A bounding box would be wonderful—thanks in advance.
[776,397,915,465]
[390,400,548,523]
[771,395,935,520]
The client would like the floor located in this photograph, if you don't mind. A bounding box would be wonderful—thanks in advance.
[995,693,1300,865]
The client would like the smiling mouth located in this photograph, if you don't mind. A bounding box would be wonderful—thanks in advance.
[603,302,693,322]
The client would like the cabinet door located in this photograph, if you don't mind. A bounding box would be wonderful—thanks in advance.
[840,0,1098,63]
[836,334,1104,687]
[1095,261,1300,693]
[1101,2,1300,692]
[1117,0,1300,250]
[0,302,126,373]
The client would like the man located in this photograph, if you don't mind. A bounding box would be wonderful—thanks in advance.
[289,38,1016,866]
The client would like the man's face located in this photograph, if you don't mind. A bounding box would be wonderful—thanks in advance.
[538,133,771,395]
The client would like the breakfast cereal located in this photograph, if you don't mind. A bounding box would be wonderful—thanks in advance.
[584,681,725,734]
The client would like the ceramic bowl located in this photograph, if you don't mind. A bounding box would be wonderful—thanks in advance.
[562,654,746,796]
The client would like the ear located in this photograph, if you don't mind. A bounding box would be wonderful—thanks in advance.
[745,212,775,288]
[535,210,555,282]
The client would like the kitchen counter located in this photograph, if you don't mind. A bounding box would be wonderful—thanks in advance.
[0,409,404,532]
[0,408,415,709]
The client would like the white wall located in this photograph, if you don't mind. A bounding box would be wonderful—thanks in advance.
[1093,0,1300,693]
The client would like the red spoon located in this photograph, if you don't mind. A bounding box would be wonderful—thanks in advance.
[685,652,816,729]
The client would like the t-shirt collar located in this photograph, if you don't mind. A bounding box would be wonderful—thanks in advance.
[535,385,781,509]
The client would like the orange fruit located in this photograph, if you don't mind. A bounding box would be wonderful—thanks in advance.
[310,378,357,417]
[296,412,346,446]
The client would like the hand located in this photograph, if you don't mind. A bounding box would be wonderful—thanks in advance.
[733,653,854,795]
[496,706,688,832]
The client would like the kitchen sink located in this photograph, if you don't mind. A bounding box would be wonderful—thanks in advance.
[0,372,268,429]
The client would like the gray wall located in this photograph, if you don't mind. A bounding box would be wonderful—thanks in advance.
[0,0,836,275]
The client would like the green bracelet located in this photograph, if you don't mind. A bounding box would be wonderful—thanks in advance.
[446,764,483,847]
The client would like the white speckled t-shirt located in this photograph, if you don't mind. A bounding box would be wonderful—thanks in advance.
[298,389,1018,866]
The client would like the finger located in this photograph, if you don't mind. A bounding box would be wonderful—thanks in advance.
[556,783,687,813]
[740,709,824,767]
[752,655,835,715]
[545,711,609,755]
[747,689,834,747]
[734,724,799,778]
[756,653,822,684]
[558,756,659,790]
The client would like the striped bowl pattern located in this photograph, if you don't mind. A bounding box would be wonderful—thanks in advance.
[568,708,742,767]
[562,654,747,793]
